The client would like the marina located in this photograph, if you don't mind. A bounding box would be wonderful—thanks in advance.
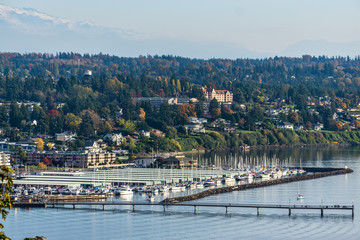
[14,168,245,187]
[5,146,360,240]
[11,165,312,203]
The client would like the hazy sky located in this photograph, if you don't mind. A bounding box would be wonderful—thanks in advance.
[2,0,360,55]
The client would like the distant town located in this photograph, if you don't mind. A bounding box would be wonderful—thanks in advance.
[0,53,360,170]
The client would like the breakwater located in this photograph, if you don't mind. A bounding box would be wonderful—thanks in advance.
[163,168,353,203]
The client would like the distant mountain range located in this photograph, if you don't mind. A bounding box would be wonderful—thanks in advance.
[1,4,359,59]
[280,40,360,57]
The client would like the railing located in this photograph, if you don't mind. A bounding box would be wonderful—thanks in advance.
[42,201,354,218]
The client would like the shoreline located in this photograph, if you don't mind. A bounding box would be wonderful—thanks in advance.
[136,142,353,159]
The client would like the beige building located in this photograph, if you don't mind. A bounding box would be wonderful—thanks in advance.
[0,151,10,167]
[203,88,233,103]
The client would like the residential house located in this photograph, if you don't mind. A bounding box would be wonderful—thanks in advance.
[184,123,205,133]
[294,125,304,131]
[150,129,165,137]
[313,123,324,131]
[277,122,294,130]
[104,133,124,146]
[139,130,151,137]
[222,126,236,133]
[56,132,77,142]
[84,139,107,152]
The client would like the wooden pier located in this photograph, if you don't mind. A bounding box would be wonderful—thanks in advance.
[47,194,107,202]
[40,201,354,218]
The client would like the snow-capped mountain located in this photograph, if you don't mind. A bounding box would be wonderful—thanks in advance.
[0,4,357,58]
[0,4,268,58]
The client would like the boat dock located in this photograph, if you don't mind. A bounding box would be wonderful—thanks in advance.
[14,168,242,187]
[19,201,354,218]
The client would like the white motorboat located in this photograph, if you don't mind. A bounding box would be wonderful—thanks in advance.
[297,194,304,200]
[116,185,133,195]
[215,180,222,186]
[59,188,71,195]
[189,183,197,189]
[159,185,169,192]
[170,186,181,192]
[204,180,216,187]
[196,182,204,189]
[223,177,236,183]
[260,173,271,180]
[147,194,155,202]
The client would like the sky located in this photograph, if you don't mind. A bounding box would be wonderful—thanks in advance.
[1,0,360,58]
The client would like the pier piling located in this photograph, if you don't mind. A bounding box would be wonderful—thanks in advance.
[257,207,259,216]
[132,204,135,212]
[288,208,291,216]
[226,206,228,214]
[194,206,197,214]
[321,208,323,217]
[73,204,75,210]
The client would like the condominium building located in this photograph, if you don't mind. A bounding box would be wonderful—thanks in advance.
[22,151,116,168]
[0,151,10,167]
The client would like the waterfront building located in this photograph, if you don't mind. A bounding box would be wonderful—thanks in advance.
[22,151,116,168]
[155,155,198,169]
[133,158,156,167]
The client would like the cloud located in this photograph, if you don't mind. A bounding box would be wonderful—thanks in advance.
[0,4,147,39]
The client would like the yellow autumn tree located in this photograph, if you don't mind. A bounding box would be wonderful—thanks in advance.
[47,142,53,150]
[36,138,44,151]
[139,108,146,120]
[37,162,46,169]
[170,139,182,152]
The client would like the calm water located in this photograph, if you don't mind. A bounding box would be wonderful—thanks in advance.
[5,146,360,240]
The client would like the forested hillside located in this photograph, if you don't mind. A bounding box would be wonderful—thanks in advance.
[1,52,360,152]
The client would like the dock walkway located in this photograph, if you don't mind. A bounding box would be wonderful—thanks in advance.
[30,201,354,218]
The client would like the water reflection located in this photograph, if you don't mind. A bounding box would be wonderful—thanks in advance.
[188,146,357,169]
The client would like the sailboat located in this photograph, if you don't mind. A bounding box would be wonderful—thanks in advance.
[296,181,304,200]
